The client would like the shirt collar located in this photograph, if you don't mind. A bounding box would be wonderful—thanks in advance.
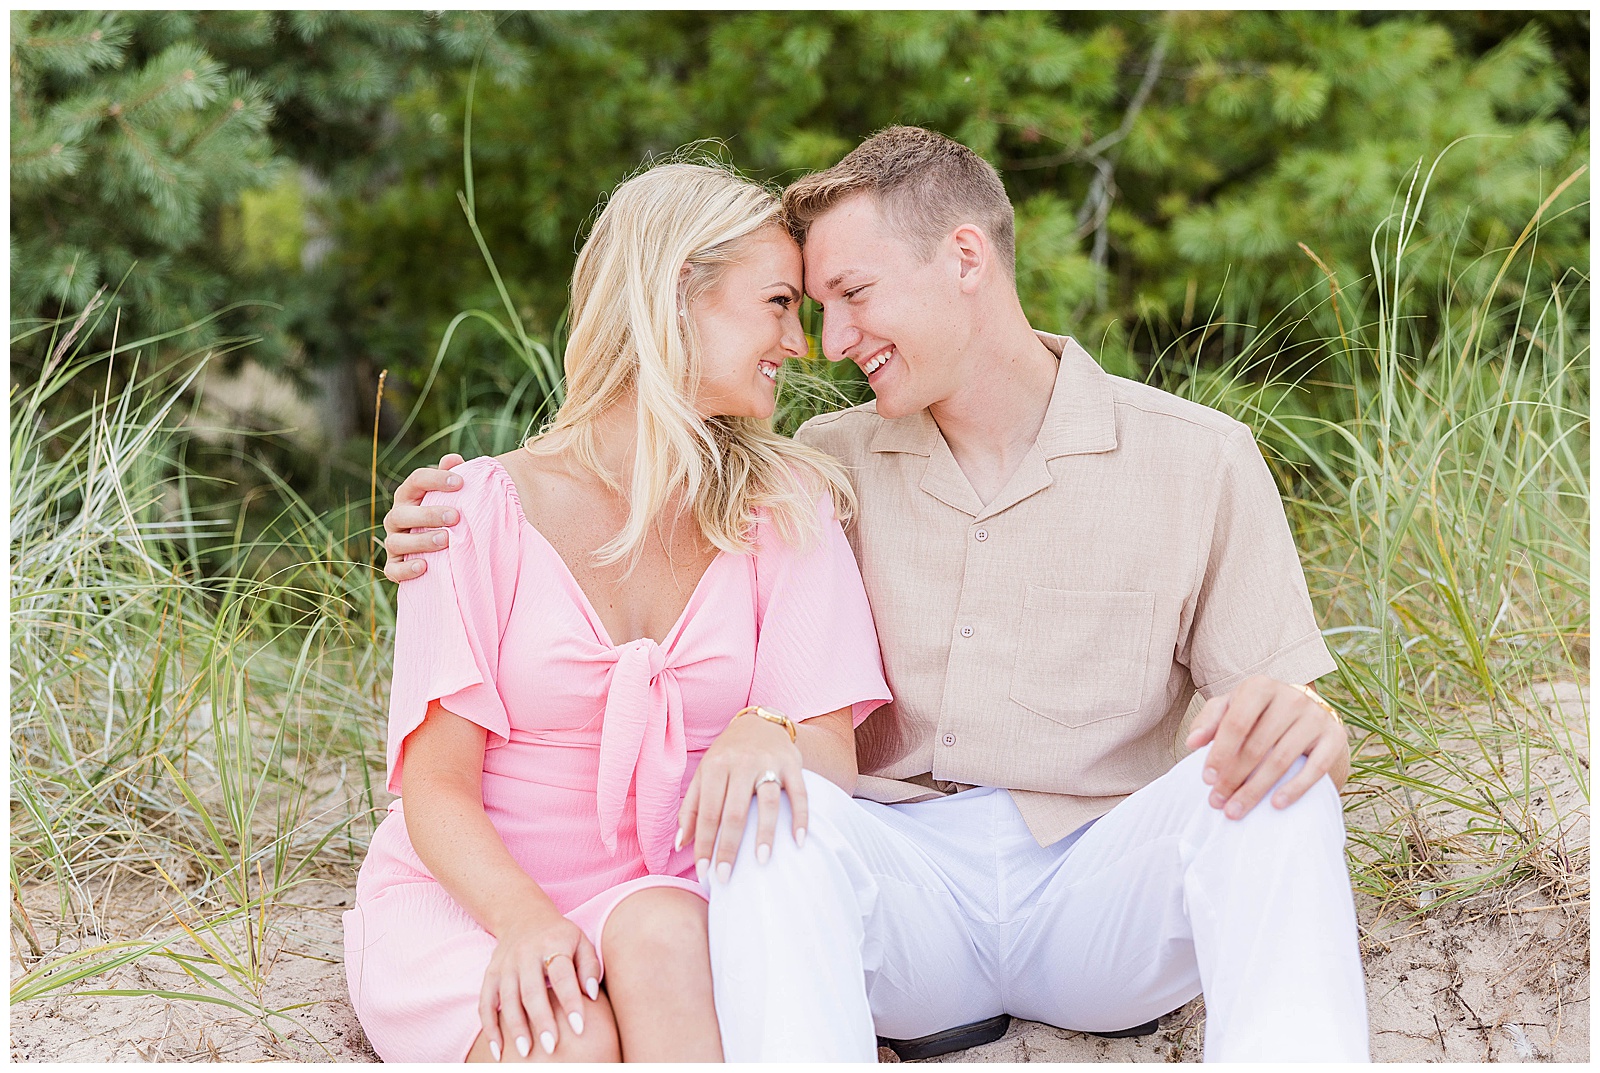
[869,329,1118,459]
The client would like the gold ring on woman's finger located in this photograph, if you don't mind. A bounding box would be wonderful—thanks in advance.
[754,770,780,789]
[543,952,572,971]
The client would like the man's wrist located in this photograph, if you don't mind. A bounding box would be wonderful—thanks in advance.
[1288,682,1343,727]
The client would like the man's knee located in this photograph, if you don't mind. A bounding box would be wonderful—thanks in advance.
[1182,744,1342,834]
[730,768,856,856]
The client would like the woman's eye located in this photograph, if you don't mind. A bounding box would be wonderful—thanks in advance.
[769,295,794,308]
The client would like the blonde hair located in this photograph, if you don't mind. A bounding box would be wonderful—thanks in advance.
[526,161,856,571]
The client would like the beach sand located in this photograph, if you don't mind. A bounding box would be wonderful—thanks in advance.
[11,684,1588,1063]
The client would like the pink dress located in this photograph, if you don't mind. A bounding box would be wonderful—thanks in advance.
[342,456,891,1062]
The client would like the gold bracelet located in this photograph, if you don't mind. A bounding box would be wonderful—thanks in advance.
[1289,682,1344,727]
[734,705,797,743]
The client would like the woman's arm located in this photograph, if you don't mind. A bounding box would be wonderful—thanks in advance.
[795,707,859,794]
[402,701,601,1058]
[675,704,856,886]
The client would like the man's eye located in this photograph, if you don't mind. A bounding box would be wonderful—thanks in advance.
[844,287,865,300]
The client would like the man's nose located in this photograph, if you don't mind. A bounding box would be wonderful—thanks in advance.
[819,312,857,363]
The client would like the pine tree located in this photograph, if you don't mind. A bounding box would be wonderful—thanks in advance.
[9,10,531,372]
[11,11,276,331]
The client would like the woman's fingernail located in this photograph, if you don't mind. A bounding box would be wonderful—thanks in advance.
[447,475,462,488]
[585,977,600,1002]
[443,508,459,523]
[432,531,447,547]
[540,1031,556,1055]
[696,858,709,882]
[569,1011,584,1035]
[1203,767,1217,784]
[674,826,685,851]
[716,861,732,884]
[795,827,806,848]
[489,1040,501,1062]
[516,1036,531,1058]
[756,843,771,865]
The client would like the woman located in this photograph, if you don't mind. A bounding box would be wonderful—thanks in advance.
[344,162,891,1062]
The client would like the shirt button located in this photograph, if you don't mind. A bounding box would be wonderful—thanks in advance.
[974,528,988,542]
[960,625,974,638]
[942,733,956,747]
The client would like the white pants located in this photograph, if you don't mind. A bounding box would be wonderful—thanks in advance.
[707,746,1370,1062]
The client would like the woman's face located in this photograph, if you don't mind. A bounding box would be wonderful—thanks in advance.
[689,228,807,420]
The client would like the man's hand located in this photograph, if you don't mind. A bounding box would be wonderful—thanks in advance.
[1184,675,1349,820]
[382,453,467,583]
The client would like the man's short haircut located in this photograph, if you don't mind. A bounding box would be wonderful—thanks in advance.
[781,125,1016,274]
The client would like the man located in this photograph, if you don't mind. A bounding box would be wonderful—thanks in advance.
[381,127,1369,1061]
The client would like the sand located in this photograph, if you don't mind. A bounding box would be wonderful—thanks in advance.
[12,684,1588,1063]
[14,876,1586,1064]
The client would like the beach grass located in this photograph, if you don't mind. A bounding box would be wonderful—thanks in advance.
[9,177,1588,1046]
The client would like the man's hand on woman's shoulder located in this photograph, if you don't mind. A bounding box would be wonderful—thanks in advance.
[382,453,467,583]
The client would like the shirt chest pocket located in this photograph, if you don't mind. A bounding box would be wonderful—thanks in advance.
[1009,587,1156,728]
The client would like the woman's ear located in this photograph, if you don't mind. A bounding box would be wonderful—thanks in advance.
[677,262,693,318]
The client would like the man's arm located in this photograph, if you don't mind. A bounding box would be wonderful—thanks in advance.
[1184,675,1351,819]
[382,453,467,582]
[1179,425,1350,820]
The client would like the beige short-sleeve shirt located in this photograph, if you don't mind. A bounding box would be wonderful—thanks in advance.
[796,332,1336,846]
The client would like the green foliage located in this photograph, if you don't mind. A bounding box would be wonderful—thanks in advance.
[11,11,276,324]
[9,10,531,375]
[326,10,1585,438]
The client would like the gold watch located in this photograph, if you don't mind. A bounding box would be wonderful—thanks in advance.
[733,705,798,743]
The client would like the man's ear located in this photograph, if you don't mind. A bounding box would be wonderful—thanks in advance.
[949,224,988,292]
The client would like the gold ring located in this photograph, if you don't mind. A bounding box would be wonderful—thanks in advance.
[543,952,572,970]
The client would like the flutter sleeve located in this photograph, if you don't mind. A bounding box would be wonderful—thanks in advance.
[751,493,892,728]
[384,458,521,794]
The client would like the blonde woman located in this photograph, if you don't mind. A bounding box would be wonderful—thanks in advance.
[344,163,890,1063]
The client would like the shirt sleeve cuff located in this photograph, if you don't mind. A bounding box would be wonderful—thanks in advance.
[1194,629,1338,699]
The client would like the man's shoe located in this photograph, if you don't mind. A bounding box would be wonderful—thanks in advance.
[1087,1018,1160,1039]
[878,1014,1011,1060]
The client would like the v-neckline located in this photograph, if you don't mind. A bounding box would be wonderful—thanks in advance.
[485,455,727,650]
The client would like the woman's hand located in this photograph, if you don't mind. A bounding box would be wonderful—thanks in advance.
[478,906,603,1060]
[676,711,806,884]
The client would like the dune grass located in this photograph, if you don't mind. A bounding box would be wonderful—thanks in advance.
[9,174,1588,1048]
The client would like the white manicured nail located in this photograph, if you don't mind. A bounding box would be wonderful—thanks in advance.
[716,861,732,884]
[795,827,806,848]
[515,1035,530,1058]
[585,977,600,1001]
[674,826,685,851]
[489,1039,501,1062]
[569,1011,584,1035]
[695,858,709,882]
[540,1031,556,1055]
[756,843,771,865]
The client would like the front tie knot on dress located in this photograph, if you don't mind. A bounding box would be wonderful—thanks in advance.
[593,636,688,874]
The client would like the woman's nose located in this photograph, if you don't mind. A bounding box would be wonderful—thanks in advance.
[780,313,807,358]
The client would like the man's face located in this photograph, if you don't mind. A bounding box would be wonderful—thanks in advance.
[801,194,967,420]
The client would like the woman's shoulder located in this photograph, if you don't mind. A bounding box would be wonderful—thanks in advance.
[418,455,526,543]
